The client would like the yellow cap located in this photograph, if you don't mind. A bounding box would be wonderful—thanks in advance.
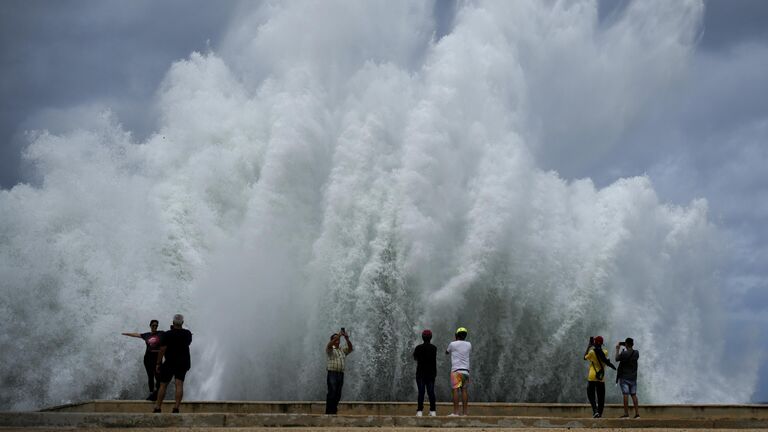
[456,327,468,334]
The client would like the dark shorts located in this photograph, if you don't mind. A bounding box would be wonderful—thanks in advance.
[159,364,188,383]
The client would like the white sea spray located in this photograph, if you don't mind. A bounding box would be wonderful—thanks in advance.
[0,0,757,409]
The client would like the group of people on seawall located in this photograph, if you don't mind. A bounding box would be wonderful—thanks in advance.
[122,314,192,414]
[583,335,640,418]
[124,318,639,418]
[325,326,473,417]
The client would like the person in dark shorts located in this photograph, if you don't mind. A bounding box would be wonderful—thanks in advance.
[413,329,437,417]
[122,319,164,400]
[153,314,192,413]
[615,337,640,418]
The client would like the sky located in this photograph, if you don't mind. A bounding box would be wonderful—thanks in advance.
[1,0,767,401]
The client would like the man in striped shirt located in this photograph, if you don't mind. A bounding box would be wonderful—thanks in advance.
[325,329,353,415]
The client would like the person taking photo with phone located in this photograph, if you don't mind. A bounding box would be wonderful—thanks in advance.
[615,338,640,418]
[583,335,616,418]
[325,328,353,415]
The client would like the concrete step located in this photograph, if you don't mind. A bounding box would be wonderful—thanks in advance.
[2,412,768,429]
[41,400,768,420]
[8,401,763,429]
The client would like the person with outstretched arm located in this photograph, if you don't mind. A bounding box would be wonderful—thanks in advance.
[122,319,163,400]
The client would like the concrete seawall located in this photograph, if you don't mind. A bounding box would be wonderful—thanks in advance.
[40,400,768,418]
[0,401,765,429]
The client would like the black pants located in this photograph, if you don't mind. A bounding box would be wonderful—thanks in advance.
[325,371,344,414]
[587,381,605,416]
[143,352,160,393]
[416,377,436,412]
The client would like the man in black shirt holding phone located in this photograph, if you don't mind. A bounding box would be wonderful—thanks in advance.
[615,338,640,418]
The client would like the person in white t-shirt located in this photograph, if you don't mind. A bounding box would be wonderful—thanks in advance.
[445,327,472,416]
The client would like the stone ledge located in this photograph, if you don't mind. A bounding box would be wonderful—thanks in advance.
[3,412,768,429]
[41,401,768,419]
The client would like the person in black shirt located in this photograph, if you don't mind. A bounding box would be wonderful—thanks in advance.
[615,337,640,418]
[122,319,163,400]
[413,329,437,416]
[153,314,192,413]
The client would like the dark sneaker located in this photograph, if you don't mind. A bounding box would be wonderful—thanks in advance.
[172,408,179,413]
[592,412,599,418]
[152,408,161,413]
[619,414,629,418]
[634,414,640,418]
[146,392,157,401]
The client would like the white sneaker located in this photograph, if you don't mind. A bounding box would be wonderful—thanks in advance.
[416,411,423,417]
[429,411,437,417]
[448,413,459,417]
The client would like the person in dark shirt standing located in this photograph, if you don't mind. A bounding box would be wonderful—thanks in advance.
[413,329,437,417]
[122,319,164,400]
[615,337,640,418]
[153,314,192,413]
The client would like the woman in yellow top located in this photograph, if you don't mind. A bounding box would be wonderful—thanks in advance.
[583,336,616,418]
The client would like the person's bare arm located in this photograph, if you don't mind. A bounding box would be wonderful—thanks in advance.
[343,334,353,353]
[122,332,141,338]
[155,346,166,374]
